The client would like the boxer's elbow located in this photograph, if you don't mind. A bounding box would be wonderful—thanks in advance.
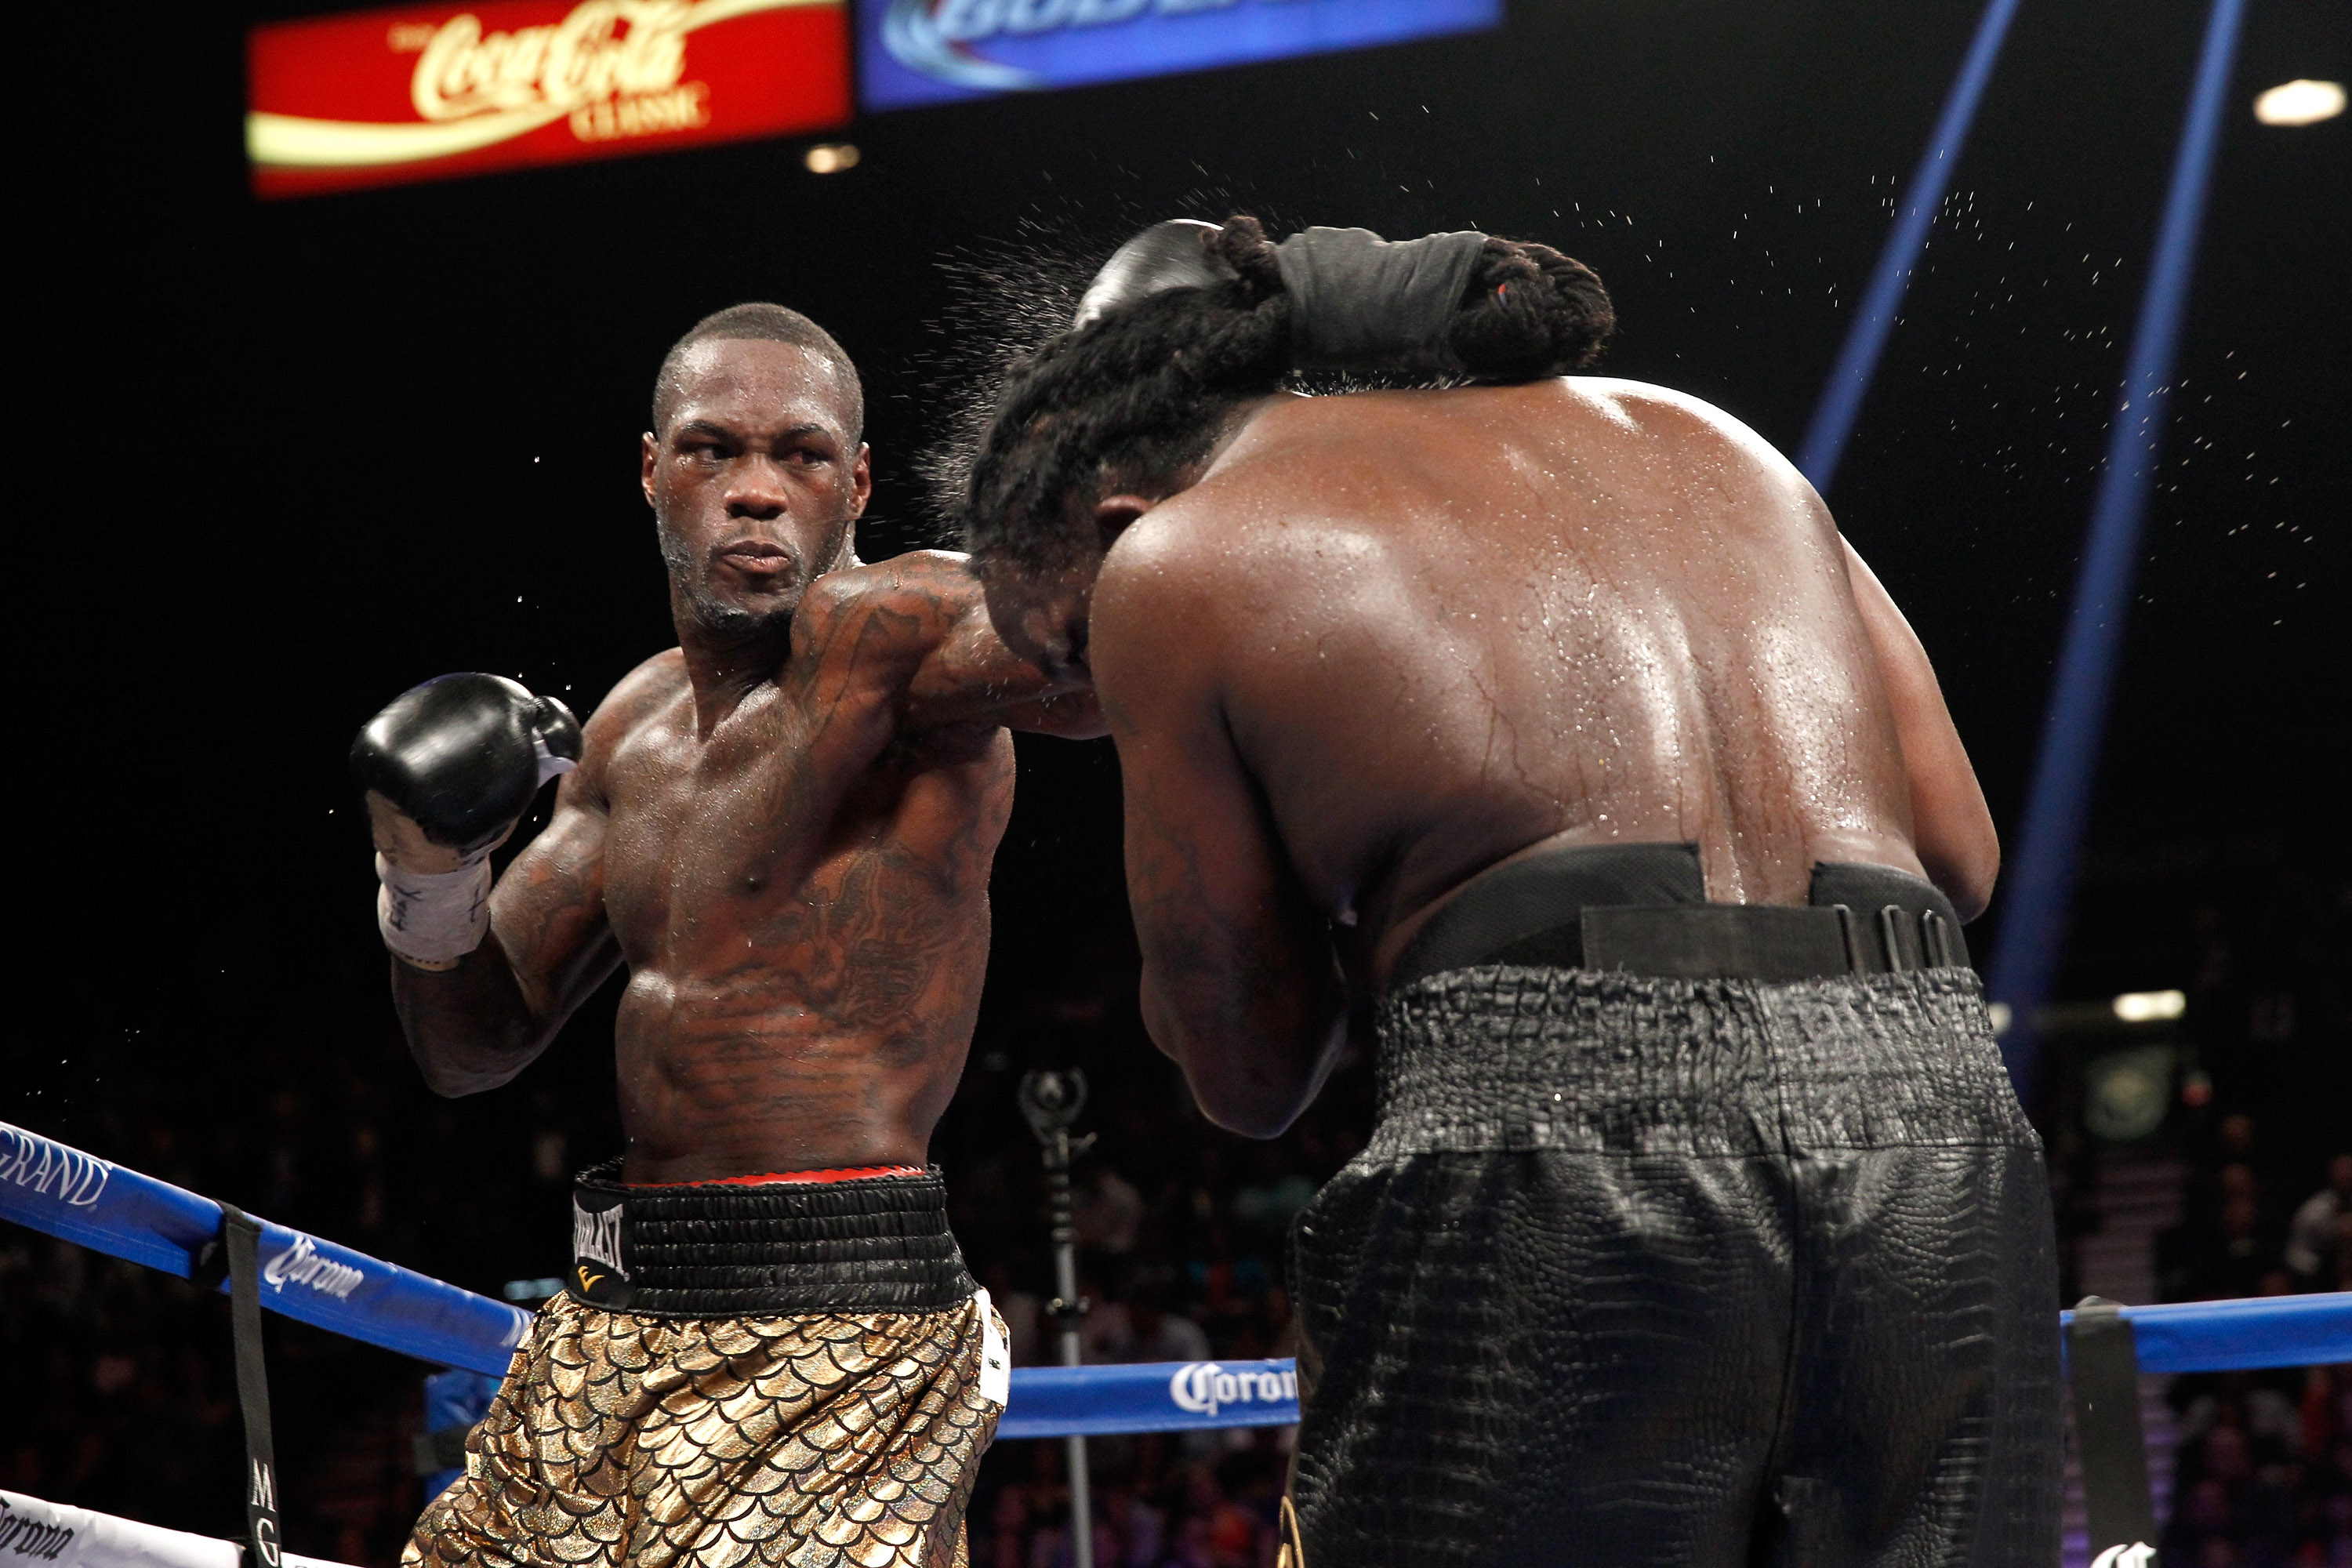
[401,1021,535,1098]
[1183,1064,1313,1140]
[1940,838,1998,926]
[414,1051,520,1098]
[1145,993,1338,1139]
[1918,804,2000,924]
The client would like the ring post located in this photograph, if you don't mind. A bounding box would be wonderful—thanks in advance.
[1019,1071,1098,1568]
[2067,1297,2158,1567]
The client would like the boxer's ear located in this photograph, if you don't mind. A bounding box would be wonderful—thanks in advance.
[1094,494,1153,553]
[641,432,658,506]
[847,442,873,519]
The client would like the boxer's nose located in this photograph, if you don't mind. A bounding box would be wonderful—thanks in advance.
[724,457,790,520]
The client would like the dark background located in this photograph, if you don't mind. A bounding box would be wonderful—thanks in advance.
[9,0,2346,1562]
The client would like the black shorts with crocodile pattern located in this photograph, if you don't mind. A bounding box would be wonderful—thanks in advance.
[1286,851,2061,1568]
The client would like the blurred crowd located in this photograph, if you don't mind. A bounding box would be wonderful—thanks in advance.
[2056,849,2347,1568]
[2154,1129,2352,1568]
[2,851,2342,1568]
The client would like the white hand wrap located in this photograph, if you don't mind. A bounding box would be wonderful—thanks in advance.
[532,731,578,785]
[376,852,493,967]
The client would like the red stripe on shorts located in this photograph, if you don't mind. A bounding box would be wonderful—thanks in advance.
[626,1165,925,1187]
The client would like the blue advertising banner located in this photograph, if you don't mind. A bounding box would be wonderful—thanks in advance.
[860,0,1502,111]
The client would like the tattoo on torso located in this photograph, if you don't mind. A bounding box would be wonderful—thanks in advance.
[590,653,1013,1176]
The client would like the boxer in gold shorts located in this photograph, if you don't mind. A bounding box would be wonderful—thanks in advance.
[356,303,1097,1567]
[412,1167,1009,1568]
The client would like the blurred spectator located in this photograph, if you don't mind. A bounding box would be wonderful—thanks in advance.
[2286,1155,2352,1286]
[2162,1126,2292,1304]
[1230,1149,1316,1243]
[1123,1276,1213,1366]
[980,1259,1045,1367]
[1076,1164,1146,1260]
[2177,1373,2305,1461]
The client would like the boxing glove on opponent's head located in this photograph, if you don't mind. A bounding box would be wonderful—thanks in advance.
[352,673,581,855]
[1069,218,1489,375]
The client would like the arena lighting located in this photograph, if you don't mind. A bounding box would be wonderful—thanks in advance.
[2111,989,2188,1022]
[2254,78,2347,125]
[804,141,861,172]
[858,0,1501,111]
[1988,0,2249,1094]
[1796,0,2027,493]
[1984,993,2184,1035]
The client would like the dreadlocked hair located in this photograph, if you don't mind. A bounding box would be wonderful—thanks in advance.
[959,216,1614,578]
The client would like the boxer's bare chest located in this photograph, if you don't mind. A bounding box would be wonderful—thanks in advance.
[590,666,1011,1007]
[584,664,1011,1174]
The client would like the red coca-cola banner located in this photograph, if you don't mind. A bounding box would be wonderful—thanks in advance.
[248,0,850,198]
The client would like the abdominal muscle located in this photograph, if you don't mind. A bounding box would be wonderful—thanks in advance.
[601,810,996,1182]
[611,937,985,1182]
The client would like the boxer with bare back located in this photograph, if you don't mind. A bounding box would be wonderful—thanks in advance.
[956,219,2059,1567]
[355,305,1098,1568]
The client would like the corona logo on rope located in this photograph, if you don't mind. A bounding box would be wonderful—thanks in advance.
[1167,1360,1298,1418]
[248,0,851,197]
[2090,1545,2156,1568]
[261,1232,368,1300]
[0,1497,78,1563]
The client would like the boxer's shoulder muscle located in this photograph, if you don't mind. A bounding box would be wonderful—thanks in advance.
[567,649,692,804]
[789,552,977,676]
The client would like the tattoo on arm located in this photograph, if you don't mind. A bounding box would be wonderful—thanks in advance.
[798,553,1097,739]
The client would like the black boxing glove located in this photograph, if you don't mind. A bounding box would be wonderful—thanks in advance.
[353,674,581,967]
[354,673,580,851]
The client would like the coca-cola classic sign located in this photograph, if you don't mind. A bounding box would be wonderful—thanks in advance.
[247,0,850,197]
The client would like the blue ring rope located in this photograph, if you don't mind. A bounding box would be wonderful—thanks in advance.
[5,1120,2344,1436]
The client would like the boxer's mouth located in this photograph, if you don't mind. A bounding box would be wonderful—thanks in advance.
[717,543,793,575]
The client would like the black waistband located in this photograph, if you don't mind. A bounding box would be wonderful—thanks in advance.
[567,1161,976,1317]
[1387,842,1968,993]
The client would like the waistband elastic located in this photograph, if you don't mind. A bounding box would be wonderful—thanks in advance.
[568,1160,975,1317]
[1387,842,1968,993]
[1369,966,2028,1160]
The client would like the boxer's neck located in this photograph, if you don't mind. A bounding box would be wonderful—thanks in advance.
[674,606,793,732]
[668,538,859,732]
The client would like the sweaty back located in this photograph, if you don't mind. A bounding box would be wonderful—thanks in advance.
[1134,378,1922,966]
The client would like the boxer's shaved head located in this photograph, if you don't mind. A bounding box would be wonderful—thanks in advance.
[654,303,864,442]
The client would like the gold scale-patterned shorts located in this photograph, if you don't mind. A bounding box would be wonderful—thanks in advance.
[408,1167,1006,1568]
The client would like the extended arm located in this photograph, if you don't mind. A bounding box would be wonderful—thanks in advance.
[1088,548,1347,1138]
[1842,539,2000,920]
[798,551,1105,740]
[383,773,621,1095]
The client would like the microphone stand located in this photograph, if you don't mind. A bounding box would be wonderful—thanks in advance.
[1020,1070,1098,1568]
